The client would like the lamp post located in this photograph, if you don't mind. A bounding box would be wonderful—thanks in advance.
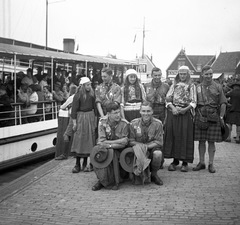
[142,17,145,59]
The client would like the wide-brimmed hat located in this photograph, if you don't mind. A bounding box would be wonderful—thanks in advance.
[119,147,135,173]
[90,146,114,169]
[221,122,230,141]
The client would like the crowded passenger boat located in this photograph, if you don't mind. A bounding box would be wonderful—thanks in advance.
[0,37,138,170]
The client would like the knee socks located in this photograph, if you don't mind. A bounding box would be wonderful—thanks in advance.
[208,142,216,165]
[199,141,206,164]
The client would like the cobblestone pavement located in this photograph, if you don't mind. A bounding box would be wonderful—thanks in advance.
[0,139,239,225]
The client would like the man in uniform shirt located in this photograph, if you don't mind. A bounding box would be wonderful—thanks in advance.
[129,101,164,185]
[95,67,121,118]
[144,67,169,124]
[91,102,129,191]
[193,65,227,173]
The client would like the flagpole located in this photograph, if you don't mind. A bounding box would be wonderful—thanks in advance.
[142,17,145,59]
[46,0,48,48]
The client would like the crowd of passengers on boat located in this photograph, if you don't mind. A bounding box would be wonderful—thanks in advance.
[0,65,106,127]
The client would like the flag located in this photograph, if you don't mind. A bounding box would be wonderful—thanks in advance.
[76,44,79,51]
[133,34,137,43]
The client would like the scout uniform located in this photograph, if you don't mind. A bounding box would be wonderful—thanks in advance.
[92,115,129,188]
[144,80,169,123]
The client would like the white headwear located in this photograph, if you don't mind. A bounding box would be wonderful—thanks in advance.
[79,77,91,85]
[125,69,138,77]
[178,66,190,72]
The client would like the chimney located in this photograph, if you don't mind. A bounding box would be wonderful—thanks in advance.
[63,38,75,53]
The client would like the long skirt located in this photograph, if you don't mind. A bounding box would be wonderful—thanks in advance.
[194,110,222,142]
[163,109,194,163]
[71,111,96,157]
[226,111,240,126]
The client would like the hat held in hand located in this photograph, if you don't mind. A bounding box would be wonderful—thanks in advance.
[90,146,114,169]
[120,147,134,173]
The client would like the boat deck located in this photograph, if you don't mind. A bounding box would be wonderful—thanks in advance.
[0,140,239,225]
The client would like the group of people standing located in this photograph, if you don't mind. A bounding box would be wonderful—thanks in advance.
[60,64,234,191]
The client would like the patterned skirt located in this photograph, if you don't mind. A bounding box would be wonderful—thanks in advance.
[71,111,96,156]
[194,110,222,142]
[163,109,194,163]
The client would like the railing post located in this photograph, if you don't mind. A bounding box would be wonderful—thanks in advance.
[55,102,58,119]
[19,105,22,125]
[43,102,46,121]
[14,105,17,125]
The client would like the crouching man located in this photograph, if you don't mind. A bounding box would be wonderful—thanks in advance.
[126,101,164,185]
[90,102,129,191]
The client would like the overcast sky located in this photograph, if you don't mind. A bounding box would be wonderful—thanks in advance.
[1,0,240,75]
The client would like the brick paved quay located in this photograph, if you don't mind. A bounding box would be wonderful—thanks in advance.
[0,140,239,225]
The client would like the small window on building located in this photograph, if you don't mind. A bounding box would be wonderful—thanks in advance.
[197,64,201,72]
[139,64,147,73]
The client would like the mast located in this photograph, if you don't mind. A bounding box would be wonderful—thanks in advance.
[46,0,48,48]
[142,17,145,59]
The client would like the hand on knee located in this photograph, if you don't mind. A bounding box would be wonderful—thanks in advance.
[153,151,162,161]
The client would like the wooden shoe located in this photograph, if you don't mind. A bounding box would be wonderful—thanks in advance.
[83,166,93,172]
[208,164,216,173]
[192,163,206,171]
[181,165,188,172]
[72,165,80,173]
[112,184,119,190]
[168,163,177,171]
[92,181,103,191]
[151,175,163,185]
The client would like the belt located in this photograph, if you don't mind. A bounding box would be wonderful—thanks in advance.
[78,109,94,112]
[173,104,188,108]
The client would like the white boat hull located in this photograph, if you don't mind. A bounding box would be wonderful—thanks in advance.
[0,120,58,170]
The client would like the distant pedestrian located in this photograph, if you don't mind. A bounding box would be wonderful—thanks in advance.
[193,65,227,173]
[225,81,240,143]
[70,77,96,173]
[164,66,197,172]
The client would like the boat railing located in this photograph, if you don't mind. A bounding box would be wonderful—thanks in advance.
[0,101,60,127]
